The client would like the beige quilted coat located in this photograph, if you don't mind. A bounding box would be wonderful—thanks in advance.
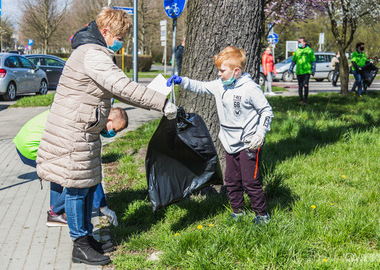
[36,44,167,188]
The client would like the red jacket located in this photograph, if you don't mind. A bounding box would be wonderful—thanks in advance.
[262,51,277,75]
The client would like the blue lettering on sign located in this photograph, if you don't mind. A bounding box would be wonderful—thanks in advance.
[163,0,187,19]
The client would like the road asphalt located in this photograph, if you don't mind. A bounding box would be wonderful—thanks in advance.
[0,74,378,269]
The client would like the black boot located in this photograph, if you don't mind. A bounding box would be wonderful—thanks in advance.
[72,235,111,265]
[88,235,114,254]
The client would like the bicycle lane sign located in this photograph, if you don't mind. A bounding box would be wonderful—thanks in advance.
[163,0,187,19]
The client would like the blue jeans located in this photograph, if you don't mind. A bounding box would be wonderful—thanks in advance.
[65,185,98,240]
[351,70,363,96]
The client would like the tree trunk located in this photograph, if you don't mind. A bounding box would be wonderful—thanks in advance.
[177,0,264,175]
[339,48,350,94]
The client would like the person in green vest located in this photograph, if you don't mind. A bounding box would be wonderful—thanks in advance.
[288,37,316,106]
[350,42,367,97]
[13,108,127,227]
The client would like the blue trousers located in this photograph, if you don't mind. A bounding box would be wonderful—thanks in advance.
[351,70,363,96]
[65,185,98,240]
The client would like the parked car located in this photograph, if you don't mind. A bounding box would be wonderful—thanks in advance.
[0,53,48,101]
[270,51,336,82]
[25,54,65,90]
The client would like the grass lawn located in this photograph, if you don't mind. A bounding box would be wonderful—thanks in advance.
[102,92,380,269]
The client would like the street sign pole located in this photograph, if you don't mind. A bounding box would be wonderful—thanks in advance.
[133,0,138,82]
[171,18,177,77]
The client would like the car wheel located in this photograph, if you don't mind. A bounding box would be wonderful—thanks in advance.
[327,71,333,82]
[3,82,17,101]
[259,73,265,86]
[315,78,324,82]
[282,71,293,82]
[37,80,48,95]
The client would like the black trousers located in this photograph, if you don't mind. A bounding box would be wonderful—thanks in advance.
[297,74,310,102]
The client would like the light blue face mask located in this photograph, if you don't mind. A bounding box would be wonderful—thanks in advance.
[222,76,236,86]
[108,40,123,53]
[298,43,303,48]
[100,128,117,138]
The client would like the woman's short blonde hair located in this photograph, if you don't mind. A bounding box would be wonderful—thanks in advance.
[213,46,246,70]
[96,7,132,36]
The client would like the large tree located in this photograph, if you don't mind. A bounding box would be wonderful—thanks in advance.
[177,0,264,172]
[19,0,68,53]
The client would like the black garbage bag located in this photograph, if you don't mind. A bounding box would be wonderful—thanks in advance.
[146,107,223,211]
[361,62,379,87]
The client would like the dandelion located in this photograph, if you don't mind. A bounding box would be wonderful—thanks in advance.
[323,258,327,262]
[209,224,214,227]
[174,233,179,236]
[311,205,316,209]
[331,203,334,206]
[197,225,203,230]
[342,175,346,178]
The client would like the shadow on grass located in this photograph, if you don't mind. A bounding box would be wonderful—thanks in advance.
[107,187,230,241]
[262,92,380,211]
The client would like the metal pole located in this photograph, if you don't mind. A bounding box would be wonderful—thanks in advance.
[171,18,177,76]
[133,0,138,82]
[108,0,111,7]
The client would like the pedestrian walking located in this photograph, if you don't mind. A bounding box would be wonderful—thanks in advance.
[175,38,185,76]
[331,52,340,86]
[350,42,367,97]
[288,37,316,106]
[262,46,277,95]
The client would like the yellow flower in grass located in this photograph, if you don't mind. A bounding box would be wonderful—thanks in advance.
[323,258,327,262]
[174,233,179,236]
[311,205,316,209]
[330,203,334,206]
[209,224,214,227]
[341,175,346,178]
[197,225,203,230]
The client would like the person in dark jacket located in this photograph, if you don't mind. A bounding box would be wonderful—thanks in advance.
[175,38,185,76]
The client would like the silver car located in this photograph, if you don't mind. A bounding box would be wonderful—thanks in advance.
[272,51,335,82]
[0,53,48,101]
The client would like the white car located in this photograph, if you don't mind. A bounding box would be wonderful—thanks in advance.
[260,52,336,84]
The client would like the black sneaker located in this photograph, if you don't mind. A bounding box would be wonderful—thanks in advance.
[46,210,68,227]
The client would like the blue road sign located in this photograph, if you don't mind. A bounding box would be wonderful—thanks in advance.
[163,0,187,19]
[113,6,133,15]
[28,39,34,46]
[268,33,279,45]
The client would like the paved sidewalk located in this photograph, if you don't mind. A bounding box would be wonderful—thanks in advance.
[0,78,161,270]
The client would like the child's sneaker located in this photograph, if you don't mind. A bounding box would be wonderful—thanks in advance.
[252,213,270,225]
[229,210,246,221]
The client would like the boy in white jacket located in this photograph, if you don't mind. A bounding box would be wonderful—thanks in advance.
[167,46,273,223]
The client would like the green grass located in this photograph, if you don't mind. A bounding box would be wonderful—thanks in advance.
[261,85,288,92]
[102,92,380,269]
[9,93,55,108]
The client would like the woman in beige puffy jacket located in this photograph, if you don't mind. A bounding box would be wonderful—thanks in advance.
[36,7,176,266]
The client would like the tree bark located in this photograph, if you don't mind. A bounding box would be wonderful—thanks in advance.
[338,47,350,94]
[177,0,264,175]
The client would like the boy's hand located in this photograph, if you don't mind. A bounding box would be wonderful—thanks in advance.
[248,133,265,150]
[100,206,118,226]
[167,75,182,87]
[163,101,177,120]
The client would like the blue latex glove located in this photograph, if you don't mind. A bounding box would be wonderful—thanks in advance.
[167,75,182,87]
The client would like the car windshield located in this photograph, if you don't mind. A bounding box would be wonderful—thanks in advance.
[280,57,293,64]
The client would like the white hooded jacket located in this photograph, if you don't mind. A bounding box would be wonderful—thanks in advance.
[181,73,273,154]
